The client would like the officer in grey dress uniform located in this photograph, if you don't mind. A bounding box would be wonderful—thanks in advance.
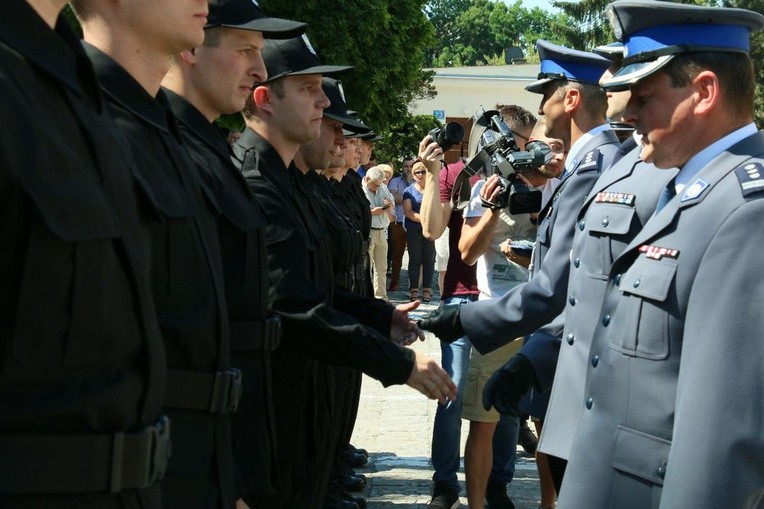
[557,2,764,508]
[419,41,618,381]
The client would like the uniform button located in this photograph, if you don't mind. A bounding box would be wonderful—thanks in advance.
[614,274,622,285]
[569,296,577,306]
[657,463,667,479]
[579,220,585,231]
[574,257,580,268]
[602,314,611,326]
[585,397,593,409]
[601,217,609,227]
[567,333,575,345]
[591,355,599,367]
[633,279,641,288]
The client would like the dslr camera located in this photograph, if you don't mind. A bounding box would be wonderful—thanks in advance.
[455,109,551,215]
[428,122,465,151]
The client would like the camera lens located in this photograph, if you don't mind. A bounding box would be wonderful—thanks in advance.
[429,122,465,151]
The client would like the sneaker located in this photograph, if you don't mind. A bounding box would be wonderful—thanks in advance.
[428,482,460,509]
[517,418,538,454]
[485,480,515,509]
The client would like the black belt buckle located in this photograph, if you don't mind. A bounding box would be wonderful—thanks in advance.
[264,315,282,350]
[210,368,243,413]
[109,415,171,493]
[148,416,171,486]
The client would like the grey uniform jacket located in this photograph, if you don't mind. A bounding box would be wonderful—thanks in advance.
[534,139,676,461]
[460,129,620,354]
[558,131,764,509]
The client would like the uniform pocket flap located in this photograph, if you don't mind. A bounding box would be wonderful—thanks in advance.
[620,259,676,302]
[586,204,635,235]
[612,425,671,486]
[20,177,119,241]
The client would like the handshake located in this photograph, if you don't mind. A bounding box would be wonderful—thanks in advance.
[418,307,539,414]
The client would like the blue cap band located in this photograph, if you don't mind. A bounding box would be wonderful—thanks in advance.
[625,23,751,59]
[539,59,607,85]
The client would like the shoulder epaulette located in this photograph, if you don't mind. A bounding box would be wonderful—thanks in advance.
[576,149,600,173]
[735,161,764,199]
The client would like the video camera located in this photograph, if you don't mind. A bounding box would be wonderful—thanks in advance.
[454,109,552,215]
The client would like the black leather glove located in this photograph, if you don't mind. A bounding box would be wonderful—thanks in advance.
[417,305,465,344]
[482,354,538,415]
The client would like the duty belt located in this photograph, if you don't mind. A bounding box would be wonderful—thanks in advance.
[165,368,242,414]
[229,315,282,352]
[0,416,170,494]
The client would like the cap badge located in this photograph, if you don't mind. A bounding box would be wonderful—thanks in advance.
[301,34,318,58]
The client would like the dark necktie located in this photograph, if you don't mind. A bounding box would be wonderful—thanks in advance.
[655,178,677,215]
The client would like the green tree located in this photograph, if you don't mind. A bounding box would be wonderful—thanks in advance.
[427,0,576,66]
[258,0,436,133]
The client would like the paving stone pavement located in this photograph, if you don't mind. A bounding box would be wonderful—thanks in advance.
[350,268,545,509]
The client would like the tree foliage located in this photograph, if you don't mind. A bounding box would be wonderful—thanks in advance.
[258,0,436,134]
[426,0,574,66]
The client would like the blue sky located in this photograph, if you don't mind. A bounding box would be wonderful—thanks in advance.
[503,0,560,12]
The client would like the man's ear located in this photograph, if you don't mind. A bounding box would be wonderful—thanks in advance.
[564,87,581,113]
[178,48,196,66]
[693,70,720,117]
[253,85,274,115]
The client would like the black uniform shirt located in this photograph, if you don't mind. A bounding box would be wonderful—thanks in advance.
[163,90,278,497]
[83,45,234,507]
[237,130,414,385]
[0,2,164,434]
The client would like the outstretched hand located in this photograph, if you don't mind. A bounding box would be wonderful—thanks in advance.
[406,350,458,404]
[390,301,426,346]
[417,305,465,344]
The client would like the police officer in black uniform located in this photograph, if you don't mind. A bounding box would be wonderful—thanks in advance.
[0,1,168,507]
[293,78,373,509]
[160,1,307,507]
[72,0,238,507]
[232,35,456,508]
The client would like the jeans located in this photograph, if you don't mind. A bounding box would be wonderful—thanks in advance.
[406,225,435,292]
[430,295,473,490]
[430,295,518,490]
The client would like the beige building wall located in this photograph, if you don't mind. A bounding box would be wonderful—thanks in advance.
[410,64,542,122]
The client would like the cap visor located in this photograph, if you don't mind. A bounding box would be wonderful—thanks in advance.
[602,55,674,91]
[324,112,371,133]
[228,18,307,39]
[263,64,353,84]
[525,77,554,94]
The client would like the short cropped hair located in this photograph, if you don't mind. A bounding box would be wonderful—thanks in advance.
[663,51,754,120]
[554,80,608,120]
[242,79,286,121]
[495,104,537,133]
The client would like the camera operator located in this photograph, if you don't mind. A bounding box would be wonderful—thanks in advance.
[418,104,541,508]
[456,110,550,509]
[420,40,621,491]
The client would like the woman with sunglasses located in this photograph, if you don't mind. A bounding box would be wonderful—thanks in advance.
[403,161,436,302]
